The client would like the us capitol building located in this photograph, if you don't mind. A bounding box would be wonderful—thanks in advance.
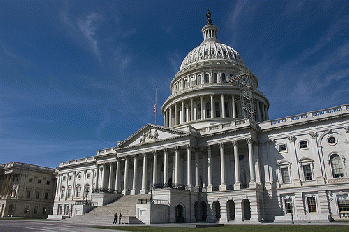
[50,11,349,223]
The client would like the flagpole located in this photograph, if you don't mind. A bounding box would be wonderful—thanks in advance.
[154,87,157,125]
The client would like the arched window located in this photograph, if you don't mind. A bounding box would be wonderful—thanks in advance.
[213,73,217,83]
[330,154,344,178]
[60,186,65,198]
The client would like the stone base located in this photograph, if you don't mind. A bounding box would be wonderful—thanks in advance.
[122,189,130,195]
[219,184,227,191]
[140,189,148,194]
[249,181,256,189]
[194,186,200,192]
[234,182,241,190]
[207,185,213,192]
[130,189,137,195]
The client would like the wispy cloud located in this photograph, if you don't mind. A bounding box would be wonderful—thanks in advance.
[78,13,102,62]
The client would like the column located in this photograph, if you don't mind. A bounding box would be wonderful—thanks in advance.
[175,103,178,125]
[190,98,194,121]
[180,101,184,123]
[248,139,256,188]
[210,95,214,118]
[256,102,261,121]
[101,163,106,190]
[207,146,213,192]
[219,143,226,191]
[232,96,236,118]
[122,157,129,195]
[131,156,138,195]
[140,154,148,194]
[108,162,114,191]
[174,147,180,187]
[169,107,172,127]
[200,96,204,120]
[195,150,199,190]
[186,146,192,190]
[221,94,225,118]
[233,141,241,190]
[95,164,99,192]
[115,159,121,192]
[152,151,158,186]
[254,143,261,184]
[163,149,169,187]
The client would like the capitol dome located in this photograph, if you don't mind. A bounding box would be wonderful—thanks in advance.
[161,10,270,129]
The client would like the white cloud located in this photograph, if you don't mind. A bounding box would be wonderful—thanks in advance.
[77,13,102,62]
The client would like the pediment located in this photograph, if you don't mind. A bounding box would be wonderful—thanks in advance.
[117,124,188,148]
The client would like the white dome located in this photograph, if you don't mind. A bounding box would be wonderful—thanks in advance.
[180,41,244,71]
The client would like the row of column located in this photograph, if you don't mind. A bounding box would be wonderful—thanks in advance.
[95,139,260,195]
[164,94,239,127]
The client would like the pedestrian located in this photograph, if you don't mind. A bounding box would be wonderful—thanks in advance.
[119,212,122,224]
[113,212,118,224]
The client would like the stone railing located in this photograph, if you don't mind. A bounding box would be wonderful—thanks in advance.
[198,118,250,134]
[267,104,349,126]
[59,157,94,167]
[3,162,53,172]
[327,177,349,184]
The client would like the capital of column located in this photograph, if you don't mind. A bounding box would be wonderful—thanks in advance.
[246,138,255,145]
[288,135,296,142]
[219,143,224,149]
[309,132,318,139]
[232,140,238,146]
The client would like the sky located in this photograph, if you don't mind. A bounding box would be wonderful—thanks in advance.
[1,0,348,168]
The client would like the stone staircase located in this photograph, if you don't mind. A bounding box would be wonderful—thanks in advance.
[64,194,150,225]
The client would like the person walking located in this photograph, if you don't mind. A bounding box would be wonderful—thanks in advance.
[119,212,122,224]
[113,212,118,224]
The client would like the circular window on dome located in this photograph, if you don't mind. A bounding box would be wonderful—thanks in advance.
[328,136,336,145]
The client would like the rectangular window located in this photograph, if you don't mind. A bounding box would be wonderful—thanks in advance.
[279,144,287,152]
[215,102,220,118]
[338,199,349,218]
[303,164,313,180]
[281,167,290,184]
[45,192,49,200]
[285,199,293,214]
[300,140,308,149]
[307,197,317,213]
[26,190,31,199]
[36,191,40,199]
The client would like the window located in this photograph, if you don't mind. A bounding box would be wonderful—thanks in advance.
[60,187,65,198]
[67,186,72,198]
[69,175,72,181]
[45,192,49,200]
[46,181,50,185]
[36,191,40,199]
[29,178,33,183]
[24,206,29,214]
[58,204,63,215]
[38,180,41,183]
[281,167,290,184]
[338,198,349,218]
[215,102,220,117]
[224,102,229,117]
[278,144,287,152]
[33,206,38,214]
[285,198,293,214]
[26,190,31,199]
[197,75,201,85]
[204,74,209,83]
[303,164,313,181]
[87,173,91,179]
[206,102,211,118]
[213,73,217,83]
[299,140,308,149]
[221,73,226,82]
[62,176,66,181]
[331,154,344,178]
[76,185,81,198]
[307,197,317,213]
[328,136,336,145]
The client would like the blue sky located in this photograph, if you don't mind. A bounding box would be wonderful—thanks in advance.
[1,0,348,168]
